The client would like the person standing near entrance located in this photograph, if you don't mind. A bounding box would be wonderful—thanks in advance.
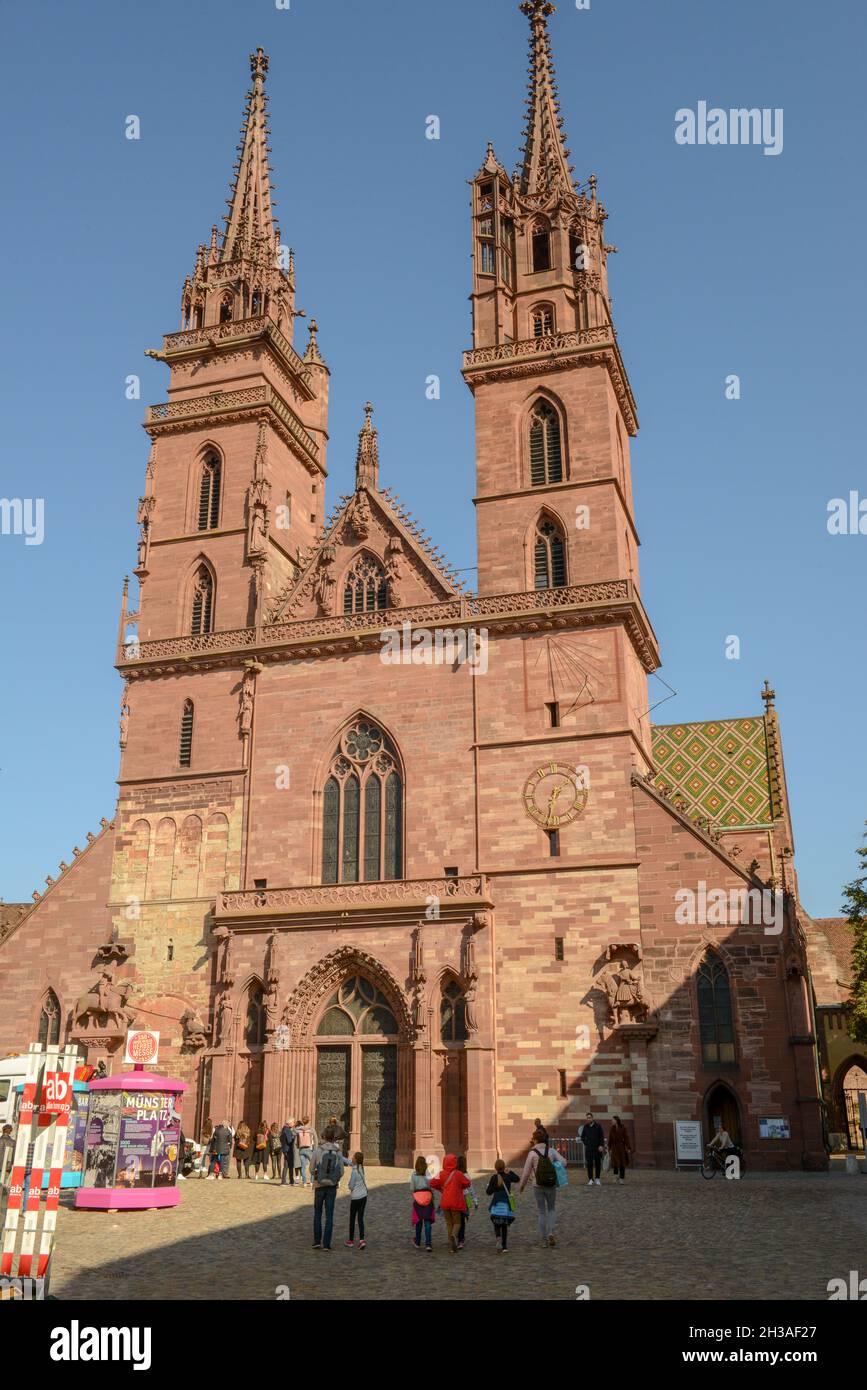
[580,1112,606,1186]
[311,1125,348,1250]
[519,1127,565,1248]
[280,1118,297,1186]
[296,1116,317,1187]
[411,1155,435,1251]
[208,1120,232,1180]
[607,1116,631,1182]
[234,1121,252,1178]
[429,1153,471,1254]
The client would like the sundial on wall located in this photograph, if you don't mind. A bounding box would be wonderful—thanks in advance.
[522,761,589,829]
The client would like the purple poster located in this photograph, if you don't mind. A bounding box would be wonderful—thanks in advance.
[83,1091,122,1188]
[119,1091,183,1189]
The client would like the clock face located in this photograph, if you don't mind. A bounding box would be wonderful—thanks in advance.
[523,762,589,829]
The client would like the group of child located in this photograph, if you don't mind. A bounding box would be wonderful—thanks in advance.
[411,1153,521,1253]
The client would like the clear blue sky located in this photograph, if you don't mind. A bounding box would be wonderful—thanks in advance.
[0,0,864,915]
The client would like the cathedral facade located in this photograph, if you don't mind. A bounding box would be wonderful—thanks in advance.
[0,3,828,1169]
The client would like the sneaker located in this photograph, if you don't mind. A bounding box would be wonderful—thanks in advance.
[344,1240,354,1247]
[206,1174,216,1181]
[263,1175,270,1182]
[322,1246,332,1252]
[449,1237,457,1254]
[425,1246,432,1253]
[359,1240,366,1249]
[177,1174,186,1181]
[313,1243,322,1250]
[496,1238,502,1252]
[587,1179,594,1186]
[501,1247,509,1254]
[457,1242,464,1250]
[595,1178,602,1186]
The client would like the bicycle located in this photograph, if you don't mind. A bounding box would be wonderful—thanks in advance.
[700,1144,746,1179]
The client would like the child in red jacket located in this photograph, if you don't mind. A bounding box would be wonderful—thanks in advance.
[430,1153,472,1253]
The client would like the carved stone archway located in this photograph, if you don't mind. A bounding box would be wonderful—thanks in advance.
[282,946,415,1046]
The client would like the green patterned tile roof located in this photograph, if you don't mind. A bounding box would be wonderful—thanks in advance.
[650,717,773,827]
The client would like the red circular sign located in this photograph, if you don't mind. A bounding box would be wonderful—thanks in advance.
[127,1030,158,1064]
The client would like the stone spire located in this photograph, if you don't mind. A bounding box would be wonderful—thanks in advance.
[222,47,279,262]
[355,403,378,491]
[518,1,574,196]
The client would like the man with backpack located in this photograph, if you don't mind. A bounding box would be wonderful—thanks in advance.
[519,1126,565,1248]
[311,1125,349,1250]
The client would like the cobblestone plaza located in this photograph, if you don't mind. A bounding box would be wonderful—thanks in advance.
[47,1166,866,1302]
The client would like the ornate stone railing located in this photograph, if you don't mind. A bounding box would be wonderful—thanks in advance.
[145,383,319,466]
[462,326,615,370]
[118,579,651,666]
[216,875,490,919]
[162,315,310,384]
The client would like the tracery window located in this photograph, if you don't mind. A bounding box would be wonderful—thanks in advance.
[315,976,398,1037]
[532,304,555,338]
[197,454,221,531]
[440,981,468,1043]
[321,719,402,884]
[529,400,563,486]
[244,983,267,1047]
[697,951,735,1063]
[343,555,388,614]
[534,518,567,589]
[38,989,61,1047]
[190,565,214,635]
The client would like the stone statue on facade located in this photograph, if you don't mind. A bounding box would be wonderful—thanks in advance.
[180,1007,210,1049]
[598,953,648,1026]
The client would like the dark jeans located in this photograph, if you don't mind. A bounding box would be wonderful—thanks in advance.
[458,1211,466,1243]
[213,1152,229,1176]
[612,1163,625,1180]
[349,1197,366,1240]
[281,1145,295,1183]
[585,1150,602,1180]
[314,1186,337,1247]
[413,1206,433,1248]
[492,1217,510,1248]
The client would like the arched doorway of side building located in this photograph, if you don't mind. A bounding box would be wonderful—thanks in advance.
[835,1056,867,1150]
[705,1081,742,1146]
[313,974,398,1163]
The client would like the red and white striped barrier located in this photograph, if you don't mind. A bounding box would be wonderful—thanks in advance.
[1,1042,81,1290]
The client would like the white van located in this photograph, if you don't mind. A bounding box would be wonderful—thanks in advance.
[0,1055,30,1128]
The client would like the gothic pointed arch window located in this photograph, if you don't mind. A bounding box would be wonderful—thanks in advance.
[197,453,222,531]
[343,555,388,615]
[190,564,214,635]
[697,950,735,1063]
[529,399,563,486]
[219,295,233,324]
[244,981,267,1048]
[320,718,403,884]
[534,516,567,589]
[178,699,194,767]
[315,976,398,1038]
[531,303,555,338]
[38,989,61,1046]
[532,220,552,273]
[440,980,468,1043]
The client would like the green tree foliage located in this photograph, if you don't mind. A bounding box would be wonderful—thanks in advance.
[842,825,867,1044]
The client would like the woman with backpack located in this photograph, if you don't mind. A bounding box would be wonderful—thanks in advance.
[233,1121,252,1179]
[268,1122,283,1181]
[295,1116,317,1187]
[410,1154,436,1252]
[430,1153,472,1254]
[486,1158,520,1253]
[519,1127,565,1248]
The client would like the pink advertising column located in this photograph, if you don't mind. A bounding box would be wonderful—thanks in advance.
[75,1067,188,1211]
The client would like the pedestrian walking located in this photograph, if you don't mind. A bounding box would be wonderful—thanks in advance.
[607,1116,631,1182]
[295,1116,317,1186]
[311,1124,349,1250]
[233,1121,252,1179]
[455,1155,479,1249]
[430,1153,471,1254]
[198,1118,214,1178]
[519,1126,565,1247]
[280,1118,297,1185]
[486,1158,520,1253]
[251,1121,271,1179]
[410,1154,435,1251]
[207,1120,232,1180]
[345,1151,368,1248]
[580,1111,606,1185]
